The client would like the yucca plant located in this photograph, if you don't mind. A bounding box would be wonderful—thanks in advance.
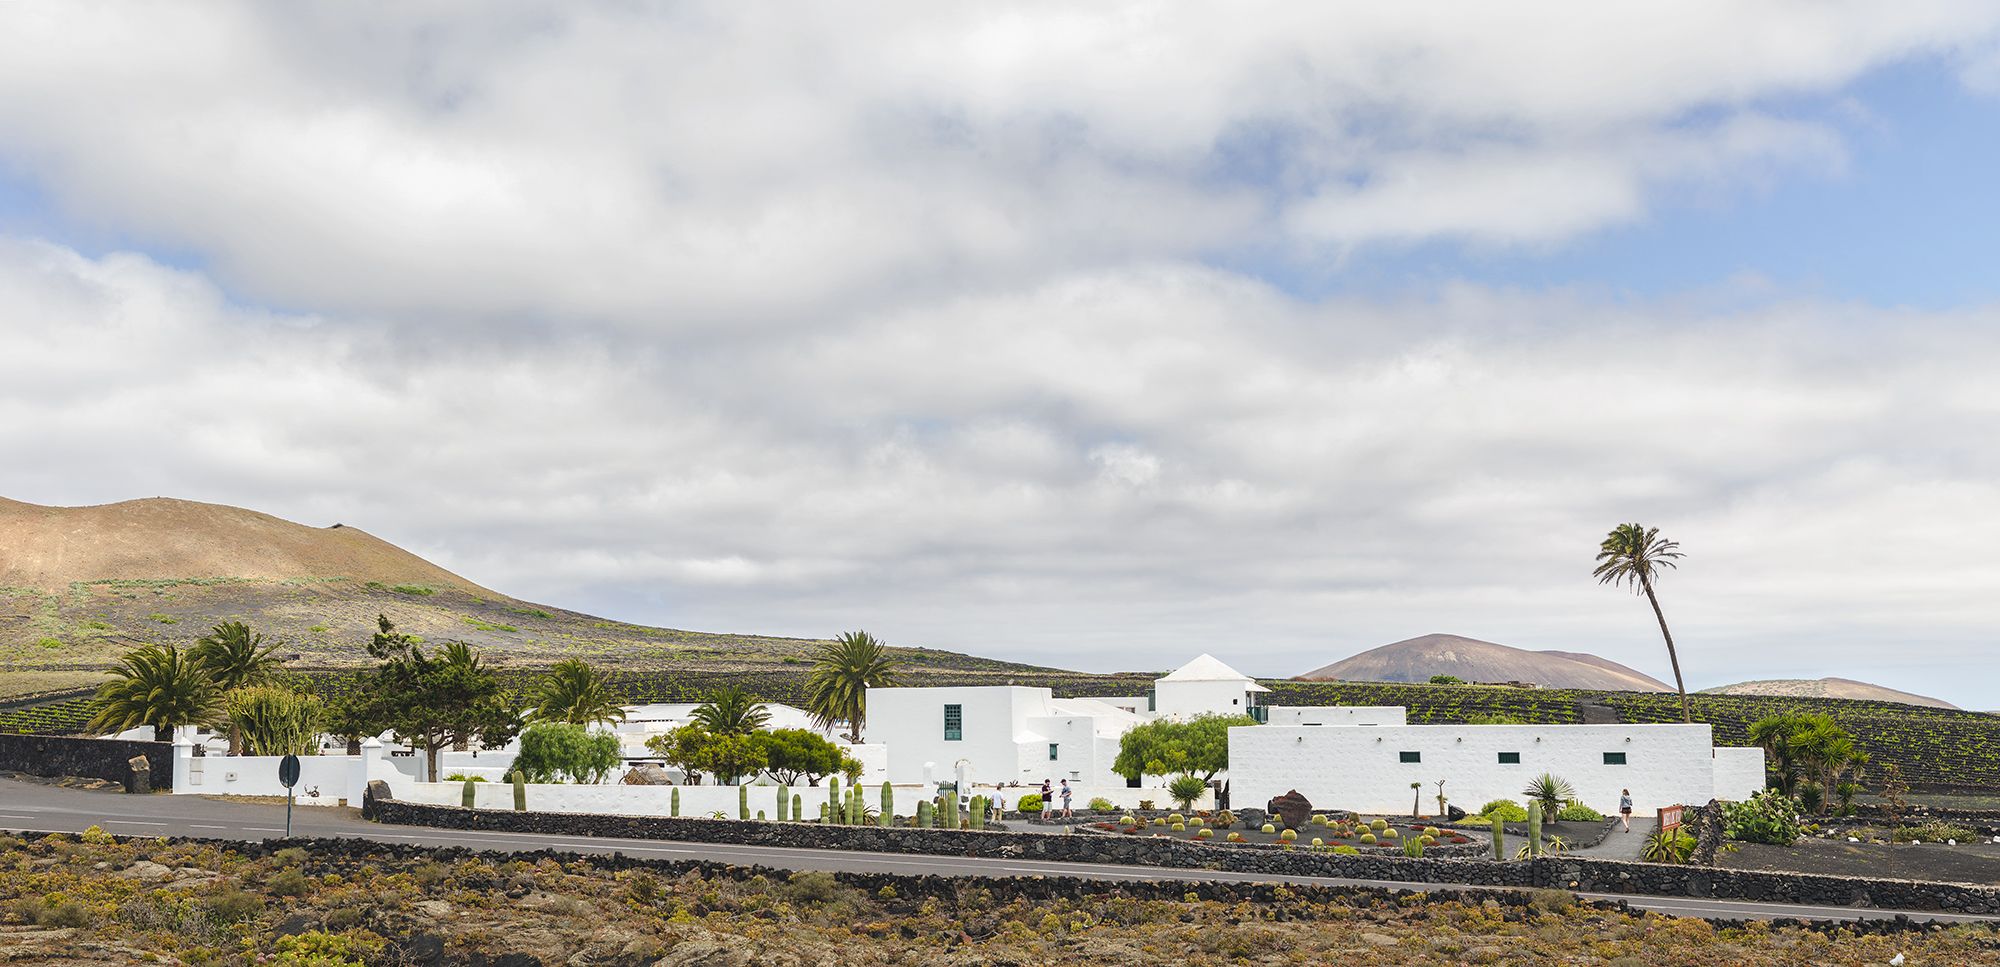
[1522,773,1576,824]
[87,644,222,742]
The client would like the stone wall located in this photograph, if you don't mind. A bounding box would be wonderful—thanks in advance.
[369,795,2000,914]
[0,733,170,790]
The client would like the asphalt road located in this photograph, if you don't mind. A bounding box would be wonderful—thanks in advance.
[2,777,1993,926]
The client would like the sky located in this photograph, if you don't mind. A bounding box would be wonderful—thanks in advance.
[2,3,1999,706]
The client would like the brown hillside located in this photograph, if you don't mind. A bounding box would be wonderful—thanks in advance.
[1296,633,1672,691]
[1700,677,1959,710]
[0,497,492,594]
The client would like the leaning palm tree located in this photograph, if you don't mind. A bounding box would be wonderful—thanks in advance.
[690,685,770,735]
[1593,523,1691,723]
[532,658,627,726]
[804,630,900,743]
[87,644,223,742]
[191,621,284,753]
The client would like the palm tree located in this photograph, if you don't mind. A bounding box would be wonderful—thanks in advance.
[691,685,770,735]
[1522,772,1576,824]
[87,644,223,742]
[532,659,627,726]
[1593,523,1691,723]
[191,621,284,753]
[804,630,900,742]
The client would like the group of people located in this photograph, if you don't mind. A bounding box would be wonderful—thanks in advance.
[1035,777,1074,819]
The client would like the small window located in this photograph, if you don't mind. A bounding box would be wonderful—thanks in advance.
[1127,775,1141,788]
[1399,751,1421,763]
[1048,743,1059,761]
[943,704,962,741]
[1603,752,1627,765]
[1497,752,1521,764]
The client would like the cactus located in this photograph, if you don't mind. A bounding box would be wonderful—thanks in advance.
[828,778,841,824]
[461,777,477,809]
[510,771,526,812]
[792,793,802,823]
[969,795,986,831]
[776,786,788,822]
[671,787,680,817]
[757,810,765,820]
[881,782,894,828]
[1403,837,1424,858]
[1491,815,1506,860]
[1526,803,1542,857]
[739,784,749,820]
[945,793,960,830]
[917,800,932,828]
[818,802,828,823]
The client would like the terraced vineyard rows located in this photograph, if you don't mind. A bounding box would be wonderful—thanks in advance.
[6,668,1996,790]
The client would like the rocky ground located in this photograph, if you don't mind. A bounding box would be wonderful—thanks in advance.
[4,830,2000,965]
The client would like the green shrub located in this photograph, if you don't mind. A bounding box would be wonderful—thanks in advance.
[1402,837,1424,857]
[1722,791,1803,846]
[444,774,487,783]
[390,584,434,596]
[511,722,622,783]
[1087,797,1117,812]
[205,887,264,924]
[1895,821,1976,843]
[273,929,382,966]
[1333,844,1360,855]
[1016,793,1043,813]
[1641,828,1696,863]
[1168,774,1208,809]
[1557,803,1604,822]
[268,868,310,897]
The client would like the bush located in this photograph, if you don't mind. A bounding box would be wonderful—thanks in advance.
[1016,793,1043,813]
[1722,790,1803,846]
[1168,774,1208,809]
[444,774,488,783]
[268,868,310,897]
[1478,800,1529,823]
[511,722,623,784]
[273,929,382,966]
[1087,797,1117,812]
[1557,803,1603,822]
[205,887,265,924]
[1895,821,1976,843]
[1641,828,1696,863]
[1333,844,1360,855]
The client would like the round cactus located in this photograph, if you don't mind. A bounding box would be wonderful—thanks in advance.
[1279,828,1298,842]
[1359,832,1378,845]
[1311,837,1324,847]
[1260,823,1276,834]
[1195,828,1213,839]
[1170,822,1185,832]
[1370,818,1388,832]
[1226,831,1243,842]
[1382,827,1400,840]
[1309,814,1326,826]
[1167,813,1184,825]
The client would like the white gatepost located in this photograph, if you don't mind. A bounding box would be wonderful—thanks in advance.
[171,737,196,791]
[348,737,388,806]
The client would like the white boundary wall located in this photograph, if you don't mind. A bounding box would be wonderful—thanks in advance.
[1229,723,1757,815]
[391,779,1204,817]
[1712,746,1768,801]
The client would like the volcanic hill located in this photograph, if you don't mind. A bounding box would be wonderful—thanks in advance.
[0,496,1034,679]
[1296,633,1672,691]
[1700,677,1960,710]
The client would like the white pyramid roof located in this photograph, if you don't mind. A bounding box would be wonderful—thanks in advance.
[1158,653,1265,689]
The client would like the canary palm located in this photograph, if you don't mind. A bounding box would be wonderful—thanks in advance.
[532,659,627,726]
[87,644,223,742]
[191,621,284,753]
[1593,523,1691,723]
[691,685,769,735]
[805,630,900,742]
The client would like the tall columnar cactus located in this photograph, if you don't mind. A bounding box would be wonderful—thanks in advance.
[776,786,788,822]
[828,778,841,825]
[671,787,680,817]
[969,795,986,831]
[944,793,960,830]
[880,782,894,828]
[1491,815,1507,860]
[461,777,477,809]
[792,794,802,823]
[510,771,526,812]
[1526,805,1542,857]
[819,803,828,823]
[916,800,932,828]
[851,785,865,826]
[739,784,750,820]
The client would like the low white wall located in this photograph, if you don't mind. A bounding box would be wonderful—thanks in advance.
[1230,723,1722,815]
[390,779,1206,818]
[172,747,356,806]
[1711,746,1767,801]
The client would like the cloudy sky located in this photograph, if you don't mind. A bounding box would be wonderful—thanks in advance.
[3,4,1999,704]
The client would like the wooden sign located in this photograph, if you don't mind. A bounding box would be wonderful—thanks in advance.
[1657,804,1683,832]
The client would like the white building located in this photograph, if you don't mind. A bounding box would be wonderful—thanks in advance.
[865,686,1146,788]
[1152,654,1270,721]
[1229,721,1765,816]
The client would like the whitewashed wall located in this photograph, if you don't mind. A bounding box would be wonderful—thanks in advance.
[1153,679,1256,720]
[171,741,357,806]
[867,686,1038,785]
[391,779,1203,817]
[1229,723,1732,815]
[1711,746,1768,801]
[1262,706,1406,727]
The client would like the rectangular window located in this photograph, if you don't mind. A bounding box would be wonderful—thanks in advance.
[1497,752,1521,764]
[1399,751,1421,763]
[1048,743,1059,761]
[1603,752,1627,765]
[943,704,962,741]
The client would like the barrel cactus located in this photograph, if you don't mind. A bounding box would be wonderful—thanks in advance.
[461,777,477,809]
[792,793,802,823]
[943,793,959,830]
[1491,815,1506,860]
[671,787,680,817]
[776,786,788,821]
[738,784,750,820]
[969,795,986,831]
[828,778,841,824]
[510,771,526,812]
[917,800,932,828]
[880,782,894,828]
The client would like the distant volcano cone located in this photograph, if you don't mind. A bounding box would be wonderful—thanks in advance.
[1296,633,1672,691]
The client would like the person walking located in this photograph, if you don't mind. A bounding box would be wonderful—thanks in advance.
[1619,789,1634,832]
[1039,779,1053,820]
[1059,779,1073,818]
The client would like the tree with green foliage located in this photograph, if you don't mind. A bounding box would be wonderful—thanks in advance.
[691,685,770,735]
[761,728,859,786]
[1593,523,1691,723]
[1747,712,1864,813]
[644,724,769,785]
[191,621,285,753]
[87,644,222,742]
[511,721,623,783]
[1428,674,1465,685]
[224,686,325,756]
[531,659,627,726]
[645,724,712,784]
[804,630,900,742]
[363,616,520,781]
[1111,714,1255,783]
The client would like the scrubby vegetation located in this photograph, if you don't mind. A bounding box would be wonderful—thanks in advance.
[4,831,1998,965]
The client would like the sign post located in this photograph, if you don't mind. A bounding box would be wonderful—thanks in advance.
[1657,804,1683,834]
[278,754,301,838]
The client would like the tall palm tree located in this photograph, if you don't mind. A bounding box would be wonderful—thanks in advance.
[1593,523,1691,723]
[191,621,284,753]
[532,658,627,726]
[804,630,900,743]
[690,685,770,735]
[87,644,223,742]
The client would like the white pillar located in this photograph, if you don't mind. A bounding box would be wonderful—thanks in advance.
[349,737,386,805]
[171,737,195,793]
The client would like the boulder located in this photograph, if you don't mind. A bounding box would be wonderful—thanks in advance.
[620,764,674,785]
[1266,790,1312,830]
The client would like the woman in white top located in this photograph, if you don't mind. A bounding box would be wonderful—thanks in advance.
[1618,789,1634,832]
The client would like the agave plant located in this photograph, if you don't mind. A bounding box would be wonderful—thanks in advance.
[1521,773,1576,824]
